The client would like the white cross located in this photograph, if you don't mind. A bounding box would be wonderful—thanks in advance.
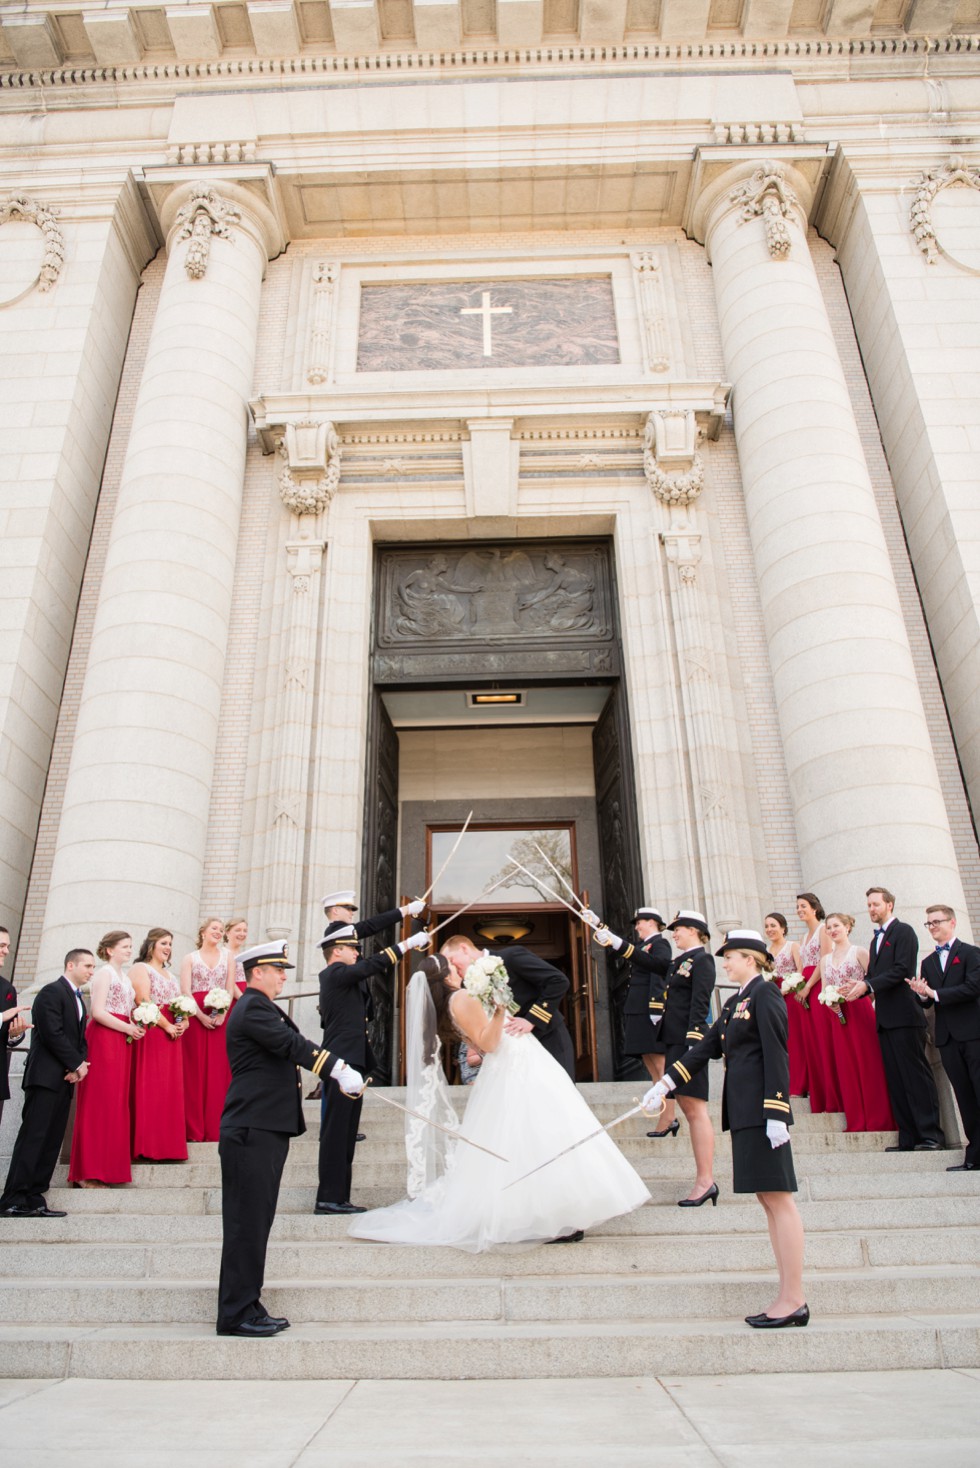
[460,291,513,357]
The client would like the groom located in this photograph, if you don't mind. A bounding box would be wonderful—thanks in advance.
[441,936,576,1079]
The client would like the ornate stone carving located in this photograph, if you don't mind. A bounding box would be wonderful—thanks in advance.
[630,252,670,373]
[643,410,705,505]
[173,186,240,279]
[910,155,980,264]
[165,141,258,166]
[712,122,806,145]
[731,161,799,259]
[275,420,342,515]
[0,193,65,299]
[306,261,338,385]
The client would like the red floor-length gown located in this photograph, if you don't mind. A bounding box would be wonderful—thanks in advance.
[181,953,233,1143]
[68,966,136,1185]
[132,968,188,1161]
[800,925,844,1113]
[821,947,896,1132]
[773,945,809,1096]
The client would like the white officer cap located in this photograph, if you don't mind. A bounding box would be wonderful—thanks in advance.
[633,907,666,926]
[716,928,769,958]
[320,922,361,950]
[240,940,294,972]
[667,909,710,933]
[322,890,357,913]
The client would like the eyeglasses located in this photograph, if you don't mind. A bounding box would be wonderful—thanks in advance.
[924,919,949,929]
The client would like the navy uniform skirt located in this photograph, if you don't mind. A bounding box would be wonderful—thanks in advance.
[731,1125,798,1194]
[663,1042,710,1101]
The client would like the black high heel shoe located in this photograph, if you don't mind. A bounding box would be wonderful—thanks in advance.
[677,1182,719,1208]
[745,1304,810,1329]
[647,1119,680,1139]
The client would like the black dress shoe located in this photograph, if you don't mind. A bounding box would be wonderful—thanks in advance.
[885,1145,914,1152]
[746,1304,810,1329]
[35,1206,68,1218]
[314,1200,367,1215]
[257,1314,290,1331]
[946,1162,978,1172]
[545,1230,584,1244]
[216,1319,281,1338]
[914,1141,942,1151]
[678,1183,719,1208]
[356,1133,366,1142]
[1,1204,42,1217]
[647,1120,680,1139]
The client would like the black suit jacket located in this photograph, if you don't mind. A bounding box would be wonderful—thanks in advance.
[621,935,672,1022]
[22,977,87,1092]
[222,988,333,1135]
[494,945,569,1036]
[1,973,24,1102]
[919,939,980,1045]
[660,947,716,1049]
[352,908,403,942]
[319,946,400,1072]
[667,975,792,1133]
[866,918,924,1030]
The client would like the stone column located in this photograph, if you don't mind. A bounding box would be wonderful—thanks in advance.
[37,179,284,973]
[689,157,967,911]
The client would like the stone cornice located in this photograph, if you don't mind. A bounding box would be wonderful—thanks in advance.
[1,35,979,96]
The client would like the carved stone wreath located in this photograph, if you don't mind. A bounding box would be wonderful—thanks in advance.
[910,155,980,265]
[173,187,240,279]
[0,193,65,303]
[642,412,705,506]
[730,162,799,259]
[277,422,342,515]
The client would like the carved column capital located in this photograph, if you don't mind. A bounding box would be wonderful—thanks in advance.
[684,151,827,260]
[661,524,703,586]
[275,420,342,516]
[151,171,287,279]
[643,409,704,506]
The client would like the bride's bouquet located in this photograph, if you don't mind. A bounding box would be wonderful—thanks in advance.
[819,984,848,1024]
[128,1001,161,1042]
[203,988,232,1017]
[463,951,518,1017]
[780,973,809,1010]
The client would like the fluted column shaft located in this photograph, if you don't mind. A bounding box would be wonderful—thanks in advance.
[38,181,281,972]
[696,160,966,911]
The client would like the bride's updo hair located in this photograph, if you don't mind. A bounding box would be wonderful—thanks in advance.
[419,953,453,1024]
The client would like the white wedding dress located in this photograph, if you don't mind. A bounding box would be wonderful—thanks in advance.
[349,984,650,1253]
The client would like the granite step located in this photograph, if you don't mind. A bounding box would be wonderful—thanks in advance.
[2,1311,979,1381]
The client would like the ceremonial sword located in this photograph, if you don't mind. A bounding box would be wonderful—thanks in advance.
[501,1098,664,1190]
[418,811,474,906]
[505,858,600,929]
[425,865,520,939]
[530,840,595,922]
[350,1078,509,1163]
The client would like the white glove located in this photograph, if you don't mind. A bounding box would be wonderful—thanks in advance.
[330,1060,364,1095]
[594,926,623,951]
[766,1120,790,1149]
[641,1077,674,1112]
[402,899,426,917]
[649,1013,662,1027]
[580,908,600,927]
[398,931,431,954]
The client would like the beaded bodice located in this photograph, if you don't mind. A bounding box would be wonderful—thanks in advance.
[799,925,824,970]
[100,965,135,1016]
[147,968,180,1007]
[825,945,865,988]
[190,952,229,994]
[772,945,799,979]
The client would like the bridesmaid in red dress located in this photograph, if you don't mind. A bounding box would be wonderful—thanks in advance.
[179,917,236,1143]
[224,919,248,998]
[765,912,809,1098]
[131,928,189,1162]
[68,931,146,1187]
[818,914,896,1132]
[797,893,843,1114]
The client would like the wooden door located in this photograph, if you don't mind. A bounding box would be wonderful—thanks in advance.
[568,889,599,1081]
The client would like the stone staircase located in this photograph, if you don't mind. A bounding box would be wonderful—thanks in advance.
[2,1080,979,1380]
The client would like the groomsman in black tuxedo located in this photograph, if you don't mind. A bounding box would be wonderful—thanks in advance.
[1,925,31,1133]
[909,905,980,1172]
[842,887,944,1152]
[0,949,94,1217]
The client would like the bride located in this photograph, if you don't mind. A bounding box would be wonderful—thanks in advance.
[349,953,650,1252]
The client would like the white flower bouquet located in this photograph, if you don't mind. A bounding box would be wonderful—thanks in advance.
[128,1001,160,1043]
[169,994,196,1022]
[819,984,848,1024]
[780,973,809,1010]
[203,988,232,1014]
[463,951,518,1017]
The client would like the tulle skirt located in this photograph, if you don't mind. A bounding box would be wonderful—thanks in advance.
[68,1015,134,1185]
[350,1031,650,1252]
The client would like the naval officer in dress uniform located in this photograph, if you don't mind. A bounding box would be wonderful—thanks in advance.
[440,935,577,1079]
[593,907,673,1128]
[217,940,364,1337]
[644,930,809,1330]
[315,922,431,1215]
[658,910,718,1201]
[322,890,427,939]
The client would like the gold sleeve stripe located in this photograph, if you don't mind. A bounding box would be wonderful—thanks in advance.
[649,1001,664,1010]
[529,1005,552,1023]
[766,1099,791,1112]
[622,944,635,959]
[311,1049,331,1077]
[674,1061,691,1083]
[686,1031,702,1040]
[383,947,399,965]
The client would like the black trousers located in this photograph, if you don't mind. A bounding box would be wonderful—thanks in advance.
[0,1084,72,1211]
[878,1025,944,1148]
[216,1125,289,1332]
[939,1037,980,1166]
[317,1078,363,1205]
[538,1023,576,1081]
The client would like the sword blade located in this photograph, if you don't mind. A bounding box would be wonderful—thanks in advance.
[419,811,474,905]
[530,840,585,912]
[427,866,519,938]
[363,1087,509,1163]
[501,1102,646,1190]
[507,858,597,928]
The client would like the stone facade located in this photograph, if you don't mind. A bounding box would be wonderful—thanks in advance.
[2,12,979,1058]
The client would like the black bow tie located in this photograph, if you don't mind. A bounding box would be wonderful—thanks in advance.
[936,943,951,953]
